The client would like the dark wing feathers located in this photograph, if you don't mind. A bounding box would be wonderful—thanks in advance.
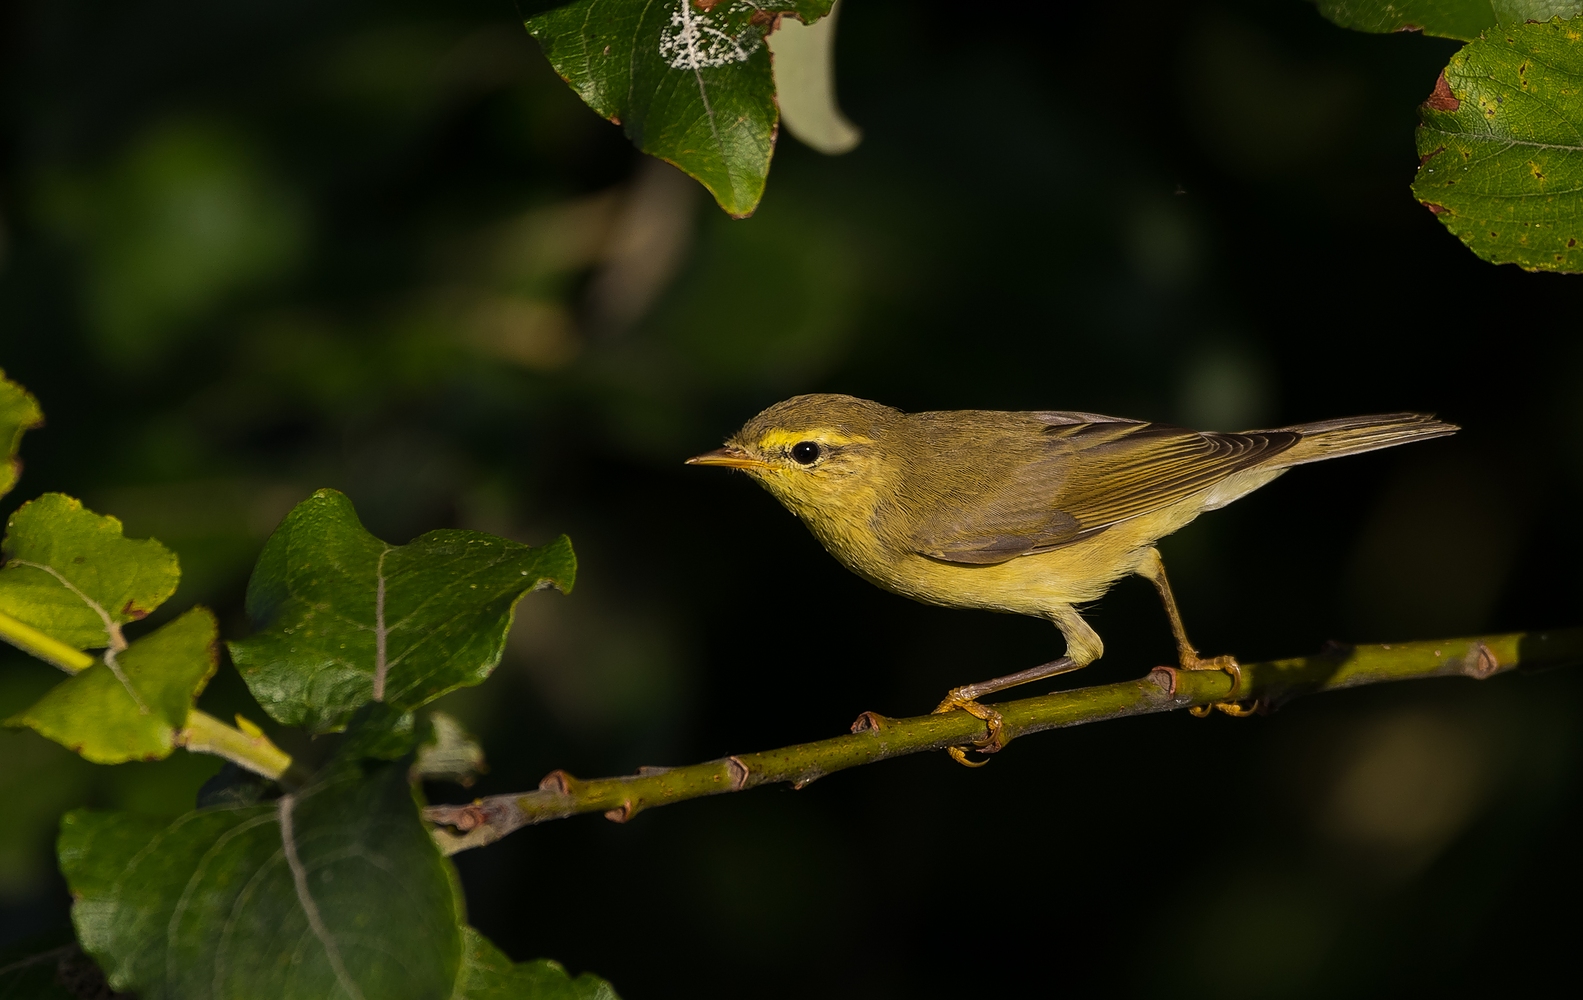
[1052,425,1298,529]
[909,418,1298,565]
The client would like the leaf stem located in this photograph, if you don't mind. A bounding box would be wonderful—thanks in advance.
[424,629,1583,854]
[179,709,301,785]
[0,609,94,673]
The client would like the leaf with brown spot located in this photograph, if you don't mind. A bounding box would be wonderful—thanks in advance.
[0,493,180,653]
[1425,72,1460,111]
[1414,19,1583,271]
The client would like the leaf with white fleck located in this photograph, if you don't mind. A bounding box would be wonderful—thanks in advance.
[526,0,836,217]
[228,489,575,733]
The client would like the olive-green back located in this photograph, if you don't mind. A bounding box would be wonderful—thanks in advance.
[892,412,1298,565]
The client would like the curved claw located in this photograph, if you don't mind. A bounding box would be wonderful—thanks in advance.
[1215,699,1262,717]
[945,746,990,768]
[933,688,1007,767]
[1180,654,1259,719]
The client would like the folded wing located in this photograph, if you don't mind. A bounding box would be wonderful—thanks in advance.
[910,417,1299,565]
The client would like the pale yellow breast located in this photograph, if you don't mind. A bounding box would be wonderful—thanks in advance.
[838,492,1222,622]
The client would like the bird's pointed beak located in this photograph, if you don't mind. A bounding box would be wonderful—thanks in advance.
[685,445,768,470]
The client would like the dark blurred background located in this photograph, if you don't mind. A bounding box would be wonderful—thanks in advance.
[3,0,1581,996]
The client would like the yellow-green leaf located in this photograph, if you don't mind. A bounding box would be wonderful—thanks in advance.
[1315,0,1582,42]
[7,607,218,763]
[0,370,44,500]
[0,493,179,653]
[1414,19,1583,271]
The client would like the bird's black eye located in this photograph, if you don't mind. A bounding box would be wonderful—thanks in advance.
[790,441,822,465]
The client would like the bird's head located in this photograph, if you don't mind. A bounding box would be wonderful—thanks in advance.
[686,394,902,523]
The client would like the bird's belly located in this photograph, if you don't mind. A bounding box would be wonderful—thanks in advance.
[842,501,1210,620]
[873,552,1102,616]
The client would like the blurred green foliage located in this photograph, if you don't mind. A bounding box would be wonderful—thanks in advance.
[36,120,307,365]
[2,0,1582,996]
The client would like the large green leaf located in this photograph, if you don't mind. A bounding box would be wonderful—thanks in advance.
[7,608,217,763]
[526,1,835,218]
[1414,18,1583,271]
[1314,1,1582,41]
[229,489,575,733]
[0,371,44,501]
[59,759,464,1000]
[0,493,179,652]
[452,929,620,1000]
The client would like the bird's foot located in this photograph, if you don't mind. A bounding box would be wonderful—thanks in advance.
[1179,654,1258,718]
[932,689,1006,767]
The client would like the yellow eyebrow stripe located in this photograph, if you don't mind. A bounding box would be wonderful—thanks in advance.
[757,429,873,449]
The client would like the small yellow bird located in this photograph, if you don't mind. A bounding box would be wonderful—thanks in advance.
[688,395,1456,763]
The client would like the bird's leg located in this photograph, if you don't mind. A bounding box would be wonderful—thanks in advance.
[1136,547,1254,717]
[933,657,1084,762]
[933,612,1101,766]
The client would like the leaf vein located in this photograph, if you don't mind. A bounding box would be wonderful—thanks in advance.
[279,795,365,1000]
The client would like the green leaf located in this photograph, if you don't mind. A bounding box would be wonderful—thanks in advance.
[7,607,217,763]
[229,489,574,733]
[342,701,419,761]
[1314,1,1581,41]
[452,929,620,1000]
[1413,18,1583,271]
[525,0,835,218]
[59,758,465,1000]
[0,493,180,652]
[0,371,44,501]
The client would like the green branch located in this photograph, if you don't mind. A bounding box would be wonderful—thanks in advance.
[424,629,1583,854]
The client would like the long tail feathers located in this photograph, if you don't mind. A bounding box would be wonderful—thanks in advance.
[1270,412,1458,466]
